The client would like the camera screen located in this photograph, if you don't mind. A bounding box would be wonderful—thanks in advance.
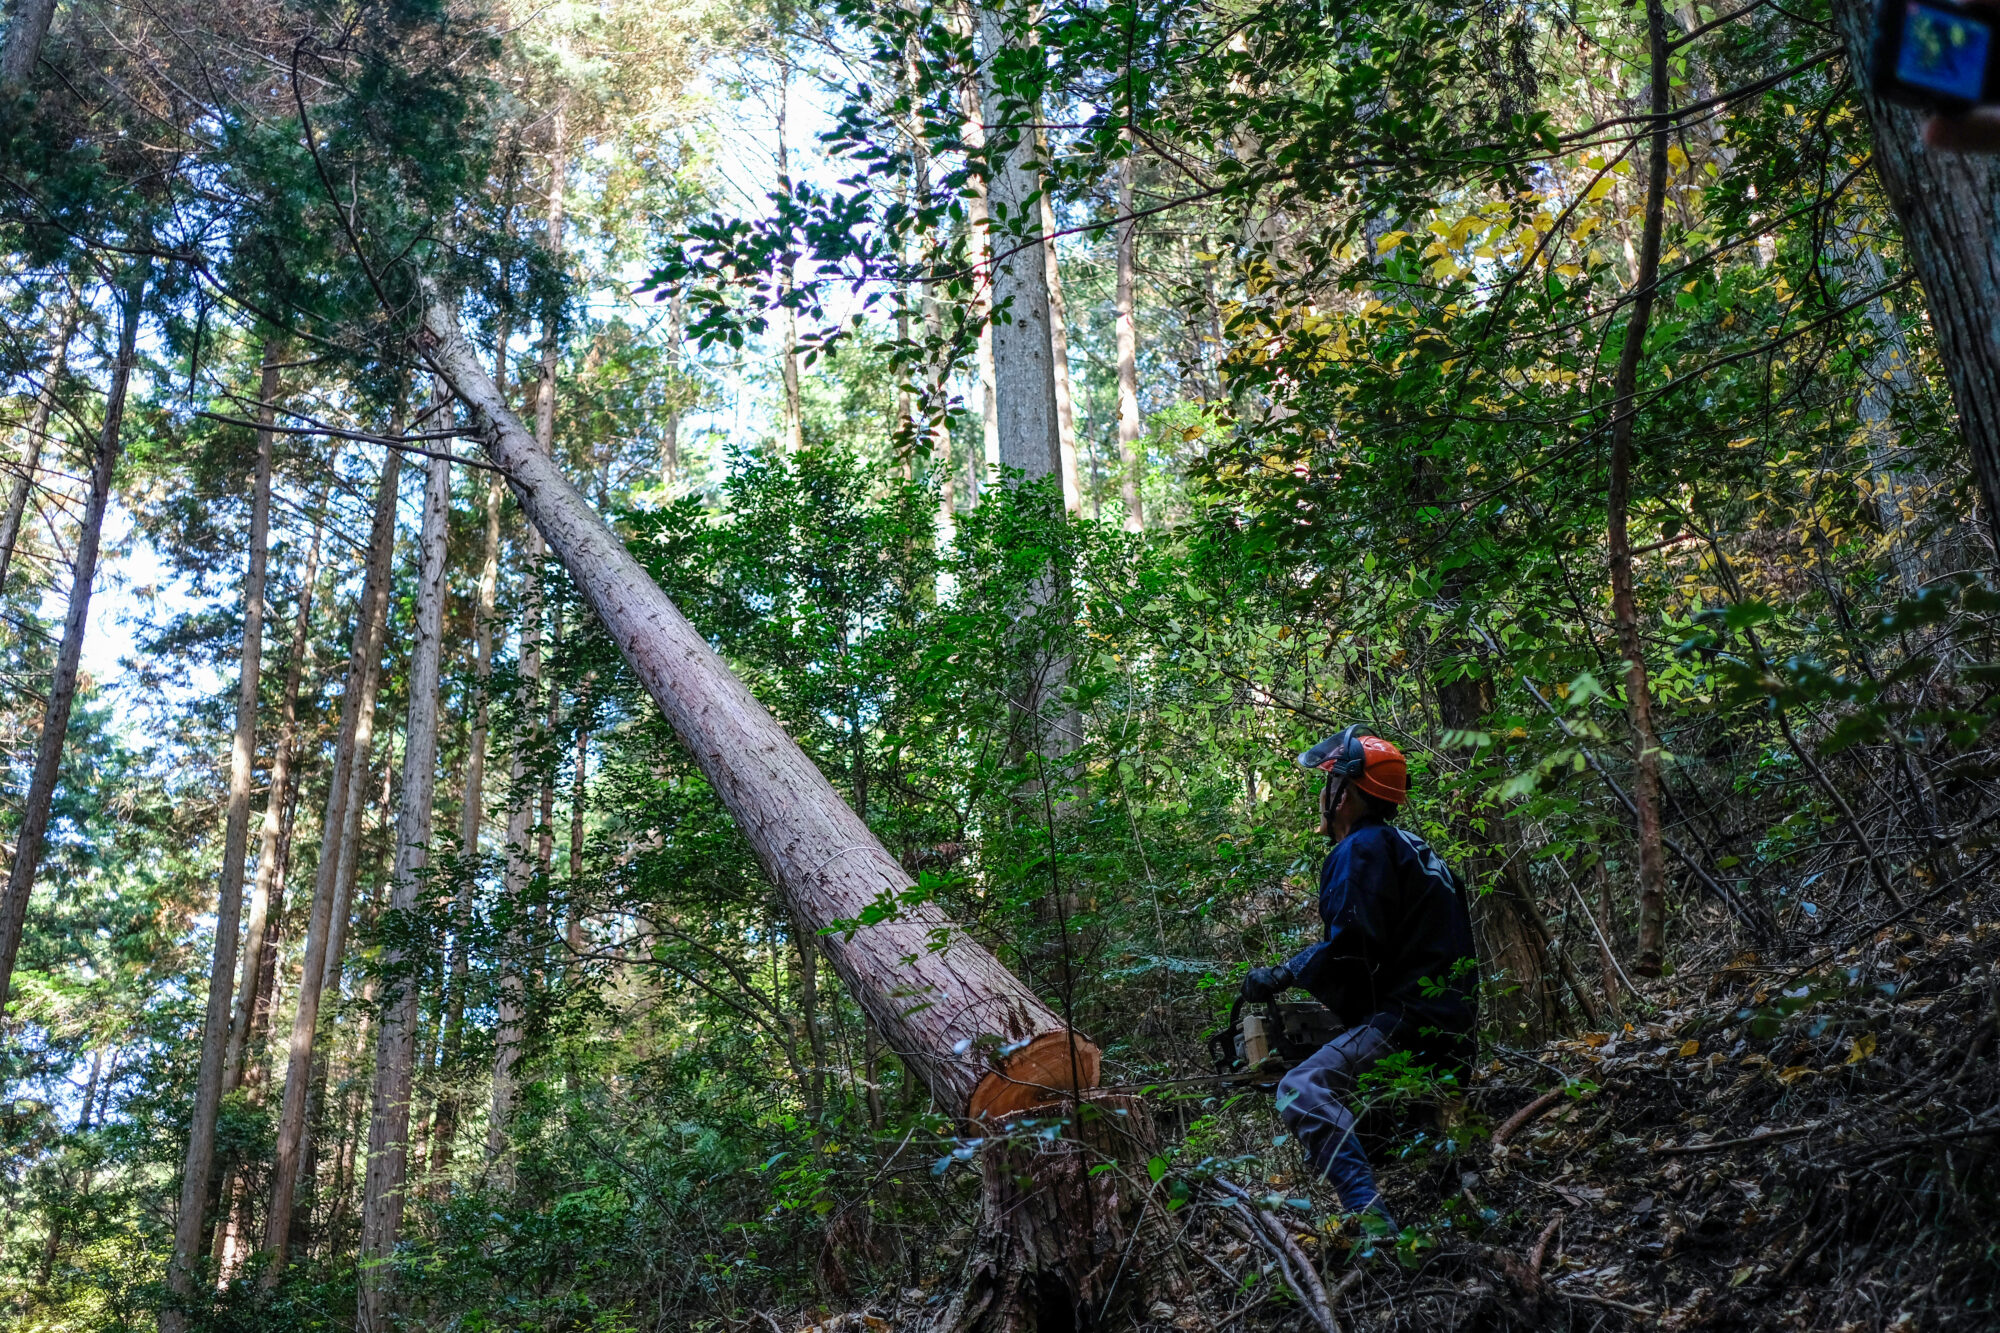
[1898,2,1993,99]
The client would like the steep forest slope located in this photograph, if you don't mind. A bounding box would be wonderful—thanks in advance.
[0,0,1995,1330]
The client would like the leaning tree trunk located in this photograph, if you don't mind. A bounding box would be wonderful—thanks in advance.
[1834,0,2000,549]
[263,446,402,1280]
[0,287,79,596]
[358,417,451,1333]
[422,286,1100,1122]
[0,263,146,1017]
[163,342,278,1327]
[424,284,1134,1332]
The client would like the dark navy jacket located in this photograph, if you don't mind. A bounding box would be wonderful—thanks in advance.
[1282,815,1478,1054]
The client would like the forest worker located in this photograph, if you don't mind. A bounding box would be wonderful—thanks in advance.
[1238,725,1478,1230]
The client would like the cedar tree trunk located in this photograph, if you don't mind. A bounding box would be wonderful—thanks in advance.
[422,286,1101,1120]
[164,342,278,1326]
[263,446,402,1279]
[357,426,451,1331]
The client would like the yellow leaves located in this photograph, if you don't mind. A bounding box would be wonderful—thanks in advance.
[1586,178,1613,203]
[1847,1032,1877,1064]
[1776,1065,1817,1084]
[1582,1032,1611,1048]
[1572,217,1601,243]
[1678,1039,1701,1058]
[1667,144,1690,173]
[1533,211,1556,230]
[1556,263,1581,278]
[1376,230,1409,256]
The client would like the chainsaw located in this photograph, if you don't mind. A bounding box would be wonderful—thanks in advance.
[1206,995,1344,1085]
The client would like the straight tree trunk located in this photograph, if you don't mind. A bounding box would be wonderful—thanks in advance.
[1114,155,1145,532]
[164,342,279,1327]
[262,446,403,1281]
[1606,0,1671,976]
[976,5,1063,485]
[224,396,322,1096]
[357,414,452,1333]
[776,58,805,455]
[661,289,685,490]
[909,116,956,539]
[0,0,58,87]
[977,1,1079,770]
[428,471,500,1182]
[0,287,79,596]
[490,118,569,1167]
[1038,184,1083,512]
[1834,0,2000,546]
[0,263,145,1017]
[424,287,1100,1120]
[797,927,826,1121]
[957,48,1001,498]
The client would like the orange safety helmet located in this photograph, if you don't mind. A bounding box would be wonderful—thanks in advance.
[1297,726,1409,805]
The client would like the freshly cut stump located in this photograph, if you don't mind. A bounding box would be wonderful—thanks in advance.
[939,1094,1157,1333]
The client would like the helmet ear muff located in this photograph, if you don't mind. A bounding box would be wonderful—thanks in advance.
[1332,725,1375,778]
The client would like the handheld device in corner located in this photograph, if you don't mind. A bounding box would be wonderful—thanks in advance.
[1873,0,2000,112]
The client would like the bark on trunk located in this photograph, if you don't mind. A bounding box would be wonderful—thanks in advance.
[1606,0,1671,977]
[1114,154,1145,533]
[1834,0,2000,547]
[428,472,500,1182]
[423,286,1101,1120]
[1435,666,1560,1042]
[225,383,321,1096]
[777,60,805,455]
[0,263,145,1017]
[487,509,545,1176]
[357,417,452,1333]
[0,0,58,87]
[490,120,569,1167]
[976,6,1063,485]
[262,446,403,1280]
[164,341,279,1325]
[977,3,1078,771]
[958,45,1001,498]
[1038,183,1083,512]
[0,287,79,596]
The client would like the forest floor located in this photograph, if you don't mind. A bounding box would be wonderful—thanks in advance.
[795,883,2000,1333]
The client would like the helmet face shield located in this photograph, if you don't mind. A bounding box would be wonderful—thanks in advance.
[1298,725,1373,777]
[1298,725,1408,806]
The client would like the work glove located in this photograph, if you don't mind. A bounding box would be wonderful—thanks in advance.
[1240,964,1295,1003]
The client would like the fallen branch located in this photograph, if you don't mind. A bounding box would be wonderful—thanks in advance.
[1212,1180,1339,1333]
[1527,1214,1564,1275]
[1492,1088,1567,1152]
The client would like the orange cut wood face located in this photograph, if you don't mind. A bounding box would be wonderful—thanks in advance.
[967,1030,1105,1122]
